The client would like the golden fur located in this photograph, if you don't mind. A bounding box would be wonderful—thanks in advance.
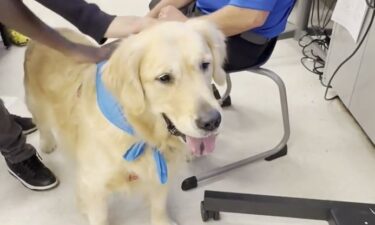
[24,20,226,225]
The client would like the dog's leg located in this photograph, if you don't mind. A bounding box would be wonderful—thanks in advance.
[148,185,177,225]
[25,98,57,153]
[77,177,109,225]
[39,126,57,153]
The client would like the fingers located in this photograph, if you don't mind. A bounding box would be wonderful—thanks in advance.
[102,39,121,53]
[157,5,188,21]
[158,11,165,19]
[94,39,121,62]
[158,5,174,19]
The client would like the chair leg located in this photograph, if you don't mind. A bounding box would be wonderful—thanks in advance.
[218,73,232,107]
[212,73,232,107]
[181,68,290,191]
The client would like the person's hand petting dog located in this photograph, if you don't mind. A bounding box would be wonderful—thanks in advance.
[0,0,157,64]
[66,40,120,63]
[157,5,188,21]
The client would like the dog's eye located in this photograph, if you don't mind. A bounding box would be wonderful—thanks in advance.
[200,62,210,71]
[157,73,172,84]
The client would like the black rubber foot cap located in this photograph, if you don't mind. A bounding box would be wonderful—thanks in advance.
[181,176,198,191]
[330,208,375,225]
[212,84,221,100]
[212,83,232,107]
[265,145,288,161]
[221,96,231,107]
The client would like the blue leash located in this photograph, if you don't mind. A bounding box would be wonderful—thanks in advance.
[95,61,168,184]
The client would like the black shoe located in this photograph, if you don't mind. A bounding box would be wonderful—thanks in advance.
[6,152,59,191]
[11,114,37,135]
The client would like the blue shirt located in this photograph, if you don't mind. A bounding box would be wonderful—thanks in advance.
[196,0,295,39]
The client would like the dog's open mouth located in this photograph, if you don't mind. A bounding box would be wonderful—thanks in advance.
[162,114,217,156]
[185,135,217,156]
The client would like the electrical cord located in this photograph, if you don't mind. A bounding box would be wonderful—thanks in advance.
[322,0,337,29]
[299,0,375,100]
[300,0,334,88]
[367,0,375,9]
[309,0,334,35]
[324,0,375,100]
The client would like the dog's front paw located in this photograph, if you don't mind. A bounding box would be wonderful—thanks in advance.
[40,140,56,154]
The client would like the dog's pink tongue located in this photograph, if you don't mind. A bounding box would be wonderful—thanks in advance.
[186,135,217,156]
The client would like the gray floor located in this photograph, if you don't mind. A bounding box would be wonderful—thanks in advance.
[1,1,375,225]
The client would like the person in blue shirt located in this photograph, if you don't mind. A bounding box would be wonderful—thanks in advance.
[148,0,295,71]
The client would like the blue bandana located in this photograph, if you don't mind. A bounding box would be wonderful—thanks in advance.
[95,61,168,184]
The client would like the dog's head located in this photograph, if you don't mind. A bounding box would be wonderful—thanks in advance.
[105,20,226,156]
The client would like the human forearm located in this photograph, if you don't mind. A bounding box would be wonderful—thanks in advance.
[0,0,77,54]
[37,0,156,42]
[0,0,116,63]
[148,0,194,18]
[36,0,115,44]
[104,16,157,38]
[156,5,269,37]
[199,6,269,36]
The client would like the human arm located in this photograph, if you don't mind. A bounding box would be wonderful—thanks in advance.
[104,16,157,40]
[0,0,112,63]
[198,6,269,36]
[157,4,269,37]
[35,0,157,44]
[147,0,194,18]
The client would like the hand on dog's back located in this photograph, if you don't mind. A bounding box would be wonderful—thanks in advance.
[65,40,120,64]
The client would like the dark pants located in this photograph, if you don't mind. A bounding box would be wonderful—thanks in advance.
[0,23,11,48]
[149,0,272,72]
[0,99,35,164]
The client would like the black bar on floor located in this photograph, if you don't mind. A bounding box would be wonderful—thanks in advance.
[203,191,375,222]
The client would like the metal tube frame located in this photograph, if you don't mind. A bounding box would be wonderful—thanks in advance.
[181,68,290,191]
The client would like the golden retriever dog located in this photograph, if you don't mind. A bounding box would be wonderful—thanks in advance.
[24,20,226,225]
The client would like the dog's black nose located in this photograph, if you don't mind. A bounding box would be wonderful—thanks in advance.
[196,109,221,132]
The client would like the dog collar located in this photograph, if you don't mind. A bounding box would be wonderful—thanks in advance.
[95,61,168,184]
[162,113,186,141]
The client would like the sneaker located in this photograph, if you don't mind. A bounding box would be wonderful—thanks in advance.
[11,115,37,135]
[6,153,59,191]
[6,29,29,46]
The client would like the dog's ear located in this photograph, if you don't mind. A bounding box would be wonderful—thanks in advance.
[186,19,227,86]
[104,37,146,115]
